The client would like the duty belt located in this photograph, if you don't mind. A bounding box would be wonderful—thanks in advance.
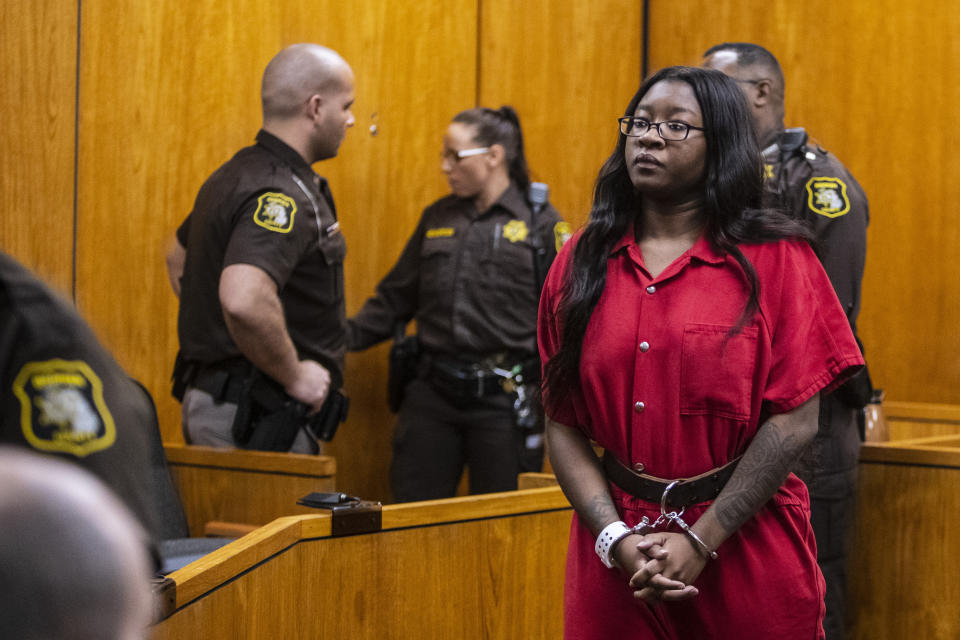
[426,354,538,399]
[602,450,742,509]
[177,358,251,404]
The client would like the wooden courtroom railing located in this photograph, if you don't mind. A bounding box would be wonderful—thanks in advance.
[163,444,336,537]
[155,401,960,639]
[151,487,572,639]
[849,433,960,640]
[882,400,960,441]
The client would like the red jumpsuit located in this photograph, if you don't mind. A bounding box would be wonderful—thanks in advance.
[538,230,863,640]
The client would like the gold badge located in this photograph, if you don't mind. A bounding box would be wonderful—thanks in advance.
[806,177,850,218]
[553,221,572,251]
[13,359,116,457]
[503,220,529,243]
[764,163,775,179]
[253,192,297,233]
[426,227,455,239]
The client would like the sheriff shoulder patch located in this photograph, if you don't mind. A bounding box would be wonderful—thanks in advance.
[503,220,529,243]
[254,192,297,232]
[426,227,455,239]
[13,359,116,457]
[554,221,572,251]
[806,177,850,218]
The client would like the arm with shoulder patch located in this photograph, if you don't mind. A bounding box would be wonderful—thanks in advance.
[536,204,570,294]
[787,150,869,325]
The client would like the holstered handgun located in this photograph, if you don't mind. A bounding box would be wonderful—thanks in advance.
[231,370,300,451]
[387,323,419,412]
[231,369,349,451]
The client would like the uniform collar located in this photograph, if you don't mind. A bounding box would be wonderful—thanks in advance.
[474,182,528,219]
[255,129,318,183]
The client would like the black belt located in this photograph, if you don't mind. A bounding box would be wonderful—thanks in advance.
[426,354,538,399]
[602,450,741,509]
[187,359,251,404]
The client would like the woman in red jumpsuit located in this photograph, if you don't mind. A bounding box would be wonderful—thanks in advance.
[538,66,863,639]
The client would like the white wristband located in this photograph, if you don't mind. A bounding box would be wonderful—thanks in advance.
[595,521,633,569]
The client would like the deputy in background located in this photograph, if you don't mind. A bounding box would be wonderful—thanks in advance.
[0,250,182,542]
[168,44,355,453]
[348,106,570,502]
[703,42,870,639]
[0,447,154,640]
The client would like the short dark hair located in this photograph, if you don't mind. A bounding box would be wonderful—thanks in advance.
[703,42,785,91]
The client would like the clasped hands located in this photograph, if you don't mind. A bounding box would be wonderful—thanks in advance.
[614,531,708,603]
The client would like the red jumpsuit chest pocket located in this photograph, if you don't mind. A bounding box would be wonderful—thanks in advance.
[679,323,758,420]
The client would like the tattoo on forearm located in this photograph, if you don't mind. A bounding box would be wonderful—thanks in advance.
[585,493,621,533]
[713,418,807,532]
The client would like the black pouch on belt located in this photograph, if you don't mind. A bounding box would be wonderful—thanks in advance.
[306,390,350,442]
[232,371,304,451]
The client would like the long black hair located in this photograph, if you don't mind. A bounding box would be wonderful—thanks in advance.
[543,66,810,403]
[452,105,531,200]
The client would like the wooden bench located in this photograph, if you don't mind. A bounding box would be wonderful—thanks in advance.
[163,444,336,537]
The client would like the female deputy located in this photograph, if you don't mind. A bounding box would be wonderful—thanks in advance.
[538,67,863,639]
[349,106,568,502]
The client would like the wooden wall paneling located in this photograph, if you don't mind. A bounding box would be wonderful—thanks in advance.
[74,0,477,504]
[480,0,644,230]
[0,0,77,295]
[76,0,271,443]
[646,0,960,405]
[286,0,479,503]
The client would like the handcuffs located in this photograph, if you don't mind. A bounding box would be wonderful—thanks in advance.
[595,481,718,569]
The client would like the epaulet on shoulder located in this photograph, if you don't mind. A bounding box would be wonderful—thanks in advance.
[780,128,829,164]
[796,134,832,165]
[424,193,461,211]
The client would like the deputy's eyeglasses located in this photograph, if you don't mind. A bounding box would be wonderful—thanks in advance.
[442,147,490,163]
[618,117,704,141]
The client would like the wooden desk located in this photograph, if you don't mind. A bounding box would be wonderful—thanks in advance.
[152,487,572,639]
[164,444,336,536]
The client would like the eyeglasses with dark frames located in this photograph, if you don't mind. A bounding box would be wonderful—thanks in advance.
[618,117,705,141]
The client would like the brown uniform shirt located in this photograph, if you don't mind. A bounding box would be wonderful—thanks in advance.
[762,128,869,327]
[0,251,182,541]
[176,130,347,386]
[348,183,567,362]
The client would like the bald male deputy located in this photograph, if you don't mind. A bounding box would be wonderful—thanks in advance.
[168,44,355,453]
